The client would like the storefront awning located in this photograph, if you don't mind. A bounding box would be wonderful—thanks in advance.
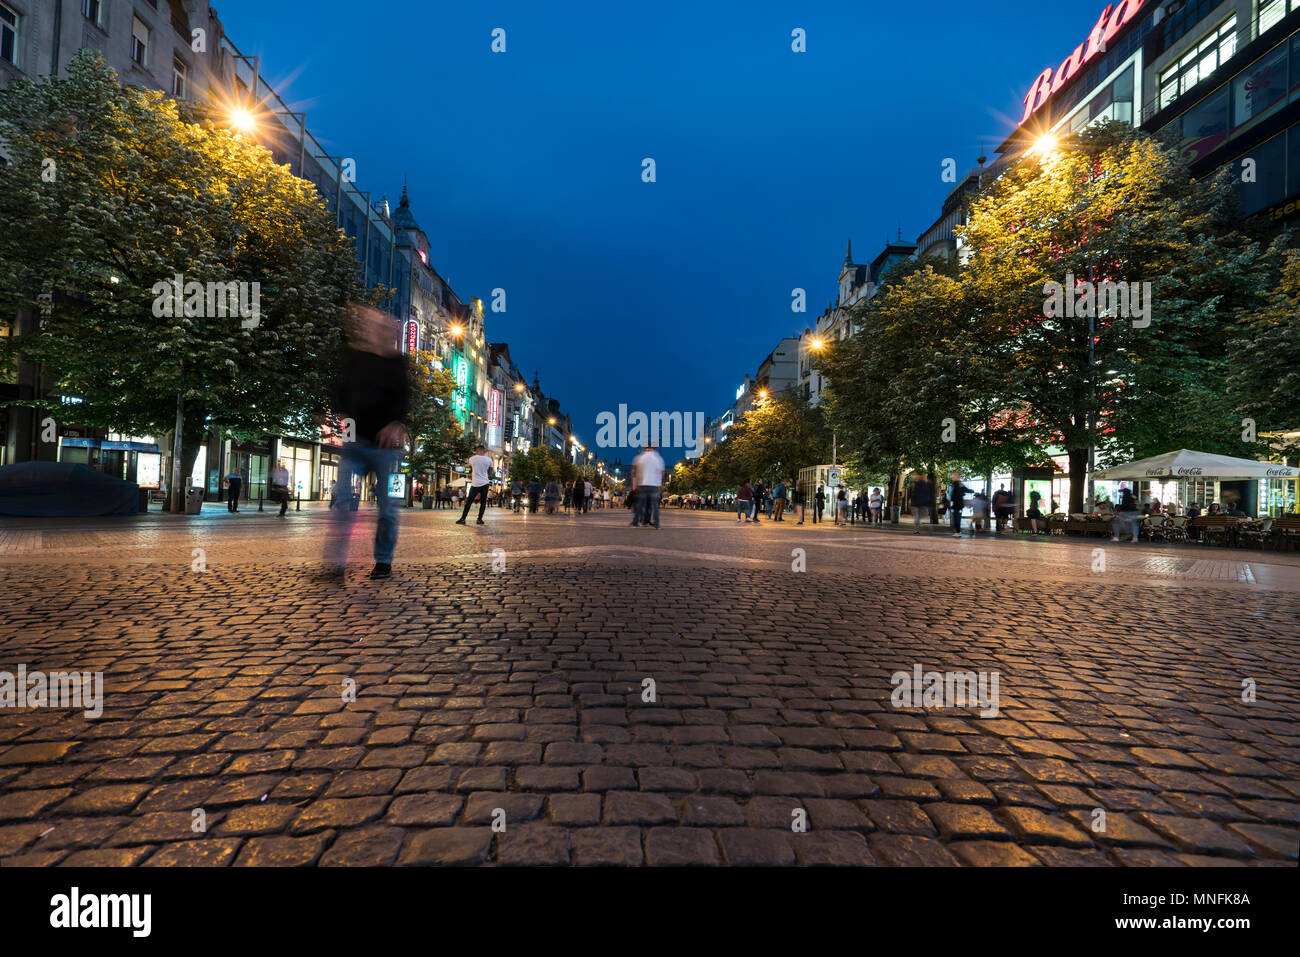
[1093,449,1298,481]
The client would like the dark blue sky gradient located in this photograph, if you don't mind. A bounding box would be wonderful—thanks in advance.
[218,0,1097,464]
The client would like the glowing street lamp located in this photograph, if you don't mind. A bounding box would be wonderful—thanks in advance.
[229,107,257,135]
[450,324,464,337]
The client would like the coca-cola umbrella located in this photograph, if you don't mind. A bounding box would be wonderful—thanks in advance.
[1092,449,1299,481]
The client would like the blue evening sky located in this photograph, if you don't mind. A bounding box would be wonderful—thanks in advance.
[217,0,1099,465]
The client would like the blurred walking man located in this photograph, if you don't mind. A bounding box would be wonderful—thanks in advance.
[631,443,665,529]
[323,303,410,580]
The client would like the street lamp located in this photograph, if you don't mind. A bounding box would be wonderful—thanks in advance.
[450,324,464,337]
[229,107,257,135]
[514,383,525,392]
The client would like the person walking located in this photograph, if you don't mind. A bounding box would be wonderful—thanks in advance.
[813,485,825,524]
[947,471,972,538]
[584,479,594,513]
[910,472,933,534]
[991,483,1011,534]
[269,459,291,516]
[835,487,849,525]
[570,477,587,517]
[322,302,410,579]
[794,480,807,525]
[510,478,524,512]
[455,445,493,526]
[970,491,990,535]
[736,480,753,523]
[772,479,788,522]
[544,478,563,514]
[869,487,884,525]
[225,464,242,513]
[749,479,765,523]
[631,443,665,528]
[526,476,542,513]
[1113,486,1141,543]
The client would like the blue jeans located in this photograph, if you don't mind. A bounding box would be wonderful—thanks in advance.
[737,500,751,520]
[635,486,660,526]
[325,441,400,564]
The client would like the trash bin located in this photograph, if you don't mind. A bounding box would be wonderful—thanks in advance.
[422,495,433,509]
[186,487,205,515]
[891,505,901,524]
[138,488,150,513]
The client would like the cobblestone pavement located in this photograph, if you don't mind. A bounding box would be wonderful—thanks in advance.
[1,506,1297,866]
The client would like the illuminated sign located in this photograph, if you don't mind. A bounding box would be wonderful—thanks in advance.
[453,355,469,412]
[1020,1,1144,125]
[488,388,503,447]
[405,320,420,353]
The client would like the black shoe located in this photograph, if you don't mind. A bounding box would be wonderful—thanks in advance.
[454,518,467,525]
[368,562,392,579]
[476,519,485,525]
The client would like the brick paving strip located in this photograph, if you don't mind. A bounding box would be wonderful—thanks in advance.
[0,557,1297,867]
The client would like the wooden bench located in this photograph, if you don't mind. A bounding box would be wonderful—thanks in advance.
[1267,515,1300,550]
[1187,515,1249,546]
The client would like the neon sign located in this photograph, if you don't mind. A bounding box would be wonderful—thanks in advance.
[405,320,420,353]
[453,355,469,412]
[1020,0,1145,125]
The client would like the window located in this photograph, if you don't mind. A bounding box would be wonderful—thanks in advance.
[1257,0,1299,37]
[0,3,16,66]
[131,16,150,67]
[1161,0,1221,53]
[1235,129,1288,214]
[1231,40,1289,133]
[1159,17,1238,110]
[82,0,103,27]
[172,56,187,97]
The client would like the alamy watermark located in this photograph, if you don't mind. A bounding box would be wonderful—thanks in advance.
[151,273,261,328]
[890,663,1000,718]
[1,664,103,718]
[595,404,705,457]
[1043,273,1151,328]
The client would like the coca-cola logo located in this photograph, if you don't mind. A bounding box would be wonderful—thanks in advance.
[1266,468,1293,476]
[1144,469,1165,477]
[1174,467,1204,476]
[1021,1,1146,125]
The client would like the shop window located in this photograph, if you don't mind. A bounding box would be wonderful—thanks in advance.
[1289,125,1300,198]
[1231,41,1289,134]
[1236,130,1288,213]
[1,3,18,67]
[1174,84,1230,161]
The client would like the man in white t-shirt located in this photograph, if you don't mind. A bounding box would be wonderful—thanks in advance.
[630,444,666,528]
[455,446,494,526]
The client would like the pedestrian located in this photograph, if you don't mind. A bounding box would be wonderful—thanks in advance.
[1113,486,1142,542]
[772,479,788,521]
[584,479,594,513]
[269,459,291,516]
[991,483,1012,533]
[526,476,542,513]
[322,302,410,579]
[544,477,563,514]
[570,477,587,517]
[736,480,753,523]
[814,485,825,524]
[947,471,972,538]
[454,445,493,526]
[225,464,242,513]
[631,443,665,528]
[794,480,806,525]
[971,491,990,535]
[835,487,849,525]
[869,487,884,525]
[909,472,933,534]
[750,479,765,523]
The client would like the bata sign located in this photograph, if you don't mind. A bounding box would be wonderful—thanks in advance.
[1020,0,1145,124]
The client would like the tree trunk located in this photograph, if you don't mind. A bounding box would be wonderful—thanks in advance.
[1068,447,1088,514]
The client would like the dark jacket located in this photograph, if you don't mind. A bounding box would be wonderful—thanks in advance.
[911,479,934,507]
[331,347,409,443]
[948,481,971,508]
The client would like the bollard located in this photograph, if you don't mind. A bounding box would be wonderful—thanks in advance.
[296,493,301,512]
[258,492,264,512]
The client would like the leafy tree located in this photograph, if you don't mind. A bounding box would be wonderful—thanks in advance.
[1228,249,1300,460]
[509,445,576,485]
[0,51,362,497]
[957,121,1283,511]
[725,389,831,485]
[406,350,473,483]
